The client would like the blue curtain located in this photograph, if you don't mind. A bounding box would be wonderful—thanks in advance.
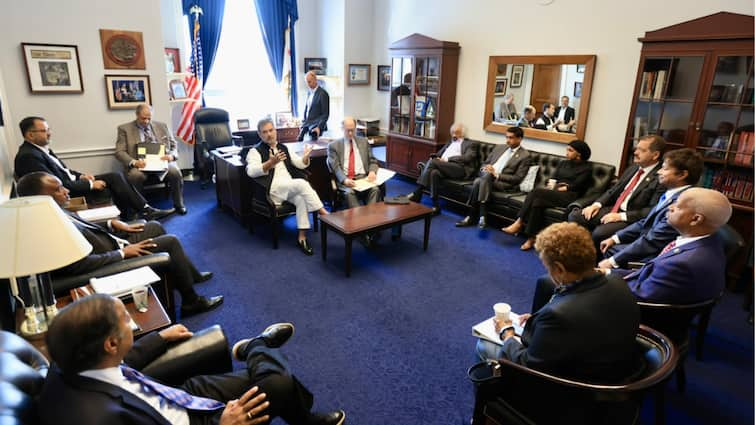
[255,0,300,115]
[182,0,226,89]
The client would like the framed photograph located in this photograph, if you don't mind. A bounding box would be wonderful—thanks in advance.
[348,64,370,86]
[574,81,583,98]
[304,57,327,75]
[576,64,586,73]
[237,119,251,130]
[21,43,84,93]
[99,29,146,70]
[377,65,391,91]
[169,79,187,99]
[496,63,508,76]
[105,75,151,109]
[275,111,293,128]
[164,47,180,73]
[494,78,507,96]
[510,64,524,88]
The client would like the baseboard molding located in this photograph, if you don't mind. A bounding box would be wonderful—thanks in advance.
[55,147,116,160]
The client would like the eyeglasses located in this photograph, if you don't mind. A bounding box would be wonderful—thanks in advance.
[30,128,50,133]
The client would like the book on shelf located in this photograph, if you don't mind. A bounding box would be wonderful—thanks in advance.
[703,167,754,202]
[733,132,754,166]
[652,70,666,99]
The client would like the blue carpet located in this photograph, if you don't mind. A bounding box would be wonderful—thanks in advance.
[154,178,753,425]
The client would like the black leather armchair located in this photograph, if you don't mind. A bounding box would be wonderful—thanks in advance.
[194,108,240,188]
[470,325,678,425]
[0,325,232,425]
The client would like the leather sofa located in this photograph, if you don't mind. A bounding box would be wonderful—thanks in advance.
[419,140,616,225]
[0,325,232,425]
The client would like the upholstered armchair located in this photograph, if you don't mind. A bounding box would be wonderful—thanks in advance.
[194,108,240,188]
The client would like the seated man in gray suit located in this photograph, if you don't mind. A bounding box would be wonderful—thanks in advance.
[327,116,381,209]
[115,104,186,214]
[407,122,478,214]
[456,126,531,228]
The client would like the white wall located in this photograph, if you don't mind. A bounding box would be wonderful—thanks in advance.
[0,66,13,201]
[366,0,754,166]
[0,0,172,174]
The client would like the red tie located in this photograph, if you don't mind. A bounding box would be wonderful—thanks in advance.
[660,240,677,255]
[611,169,644,213]
[347,139,356,179]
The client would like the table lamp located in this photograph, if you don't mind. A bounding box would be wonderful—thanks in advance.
[0,196,92,335]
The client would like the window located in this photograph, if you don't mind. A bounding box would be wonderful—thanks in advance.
[203,0,289,129]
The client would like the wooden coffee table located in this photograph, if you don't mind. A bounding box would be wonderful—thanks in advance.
[319,201,434,276]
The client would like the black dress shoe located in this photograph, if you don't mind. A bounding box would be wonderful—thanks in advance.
[307,410,346,425]
[455,216,475,227]
[180,295,224,317]
[406,191,420,202]
[232,322,295,360]
[195,271,213,283]
[478,217,487,229]
[176,206,188,215]
[298,239,313,255]
[142,206,175,220]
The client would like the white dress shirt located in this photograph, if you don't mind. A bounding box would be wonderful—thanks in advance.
[441,138,464,161]
[245,144,309,204]
[341,138,366,176]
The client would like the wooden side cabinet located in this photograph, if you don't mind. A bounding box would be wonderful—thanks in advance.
[386,34,459,178]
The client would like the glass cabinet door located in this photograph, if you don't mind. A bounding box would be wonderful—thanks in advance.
[413,56,440,139]
[390,57,413,135]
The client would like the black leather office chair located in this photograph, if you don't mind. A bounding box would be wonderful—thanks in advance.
[194,108,239,189]
[0,325,232,425]
[469,325,678,425]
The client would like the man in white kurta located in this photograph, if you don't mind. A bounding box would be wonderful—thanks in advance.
[246,119,328,255]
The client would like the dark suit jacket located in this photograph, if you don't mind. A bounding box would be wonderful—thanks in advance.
[483,145,532,189]
[53,215,123,277]
[327,137,378,184]
[301,86,329,132]
[501,273,640,382]
[612,187,690,266]
[554,106,575,124]
[38,332,175,425]
[595,163,663,223]
[14,141,90,193]
[620,234,726,304]
[436,139,479,178]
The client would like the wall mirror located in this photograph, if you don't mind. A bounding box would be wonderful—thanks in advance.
[483,55,596,143]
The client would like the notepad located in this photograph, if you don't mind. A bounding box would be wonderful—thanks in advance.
[77,205,121,222]
[90,266,160,298]
[472,313,524,346]
[351,168,396,192]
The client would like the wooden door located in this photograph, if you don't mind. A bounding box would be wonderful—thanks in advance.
[531,64,562,110]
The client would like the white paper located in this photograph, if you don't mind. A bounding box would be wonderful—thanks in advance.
[472,312,524,346]
[351,168,396,192]
[90,266,160,298]
[77,205,121,222]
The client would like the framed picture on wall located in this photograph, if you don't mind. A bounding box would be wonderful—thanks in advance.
[494,78,507,96]
[496,63,508,76]
[304,57,327,75]
[164,47,181,73]
[275,111,293,128]
[169,79,187,99]
[574,81,583,98]
[377,65,391,91]
[105,75,151,109]
[576,64,586,73]
[348,64,371,85]
[99,29,146,70]
[510,65,524,88]
[21,43,84,93]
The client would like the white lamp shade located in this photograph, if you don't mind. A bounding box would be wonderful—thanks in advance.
[0,196,93,277]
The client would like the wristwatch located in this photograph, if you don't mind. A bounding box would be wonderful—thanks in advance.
[499,326,516,340]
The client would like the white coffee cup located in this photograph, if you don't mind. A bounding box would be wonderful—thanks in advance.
[547,178,557,190]
[131,286,149,313]
[493,302,511,323]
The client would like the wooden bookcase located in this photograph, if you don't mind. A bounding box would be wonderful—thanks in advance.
[386,34,459,178]
[621,12,754,283]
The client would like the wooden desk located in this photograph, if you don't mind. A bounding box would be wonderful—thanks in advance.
[319,201,433,276]
[16,286,170,360]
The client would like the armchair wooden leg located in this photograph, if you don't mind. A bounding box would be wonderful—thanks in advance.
[312,212,319,233]
[696,309,713,360]
[654,385,666,425]
[676,363,687,393]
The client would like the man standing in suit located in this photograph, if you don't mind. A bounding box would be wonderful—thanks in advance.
[327,116,381,209]
[554,96,576,132]
[16,172,223,317]
[247,119,328,256]
[298,71,330,141]
[598,148,703,269]
[406,122,478,214]
[39,294,346,425]
[115,104,186,214]
[569,135,665,246]
[14,116,173,220]
[456,127,531,228]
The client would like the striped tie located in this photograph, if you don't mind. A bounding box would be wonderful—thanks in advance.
[121,365,225,411]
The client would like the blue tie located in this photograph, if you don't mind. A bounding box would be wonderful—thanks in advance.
[121,365,225,411]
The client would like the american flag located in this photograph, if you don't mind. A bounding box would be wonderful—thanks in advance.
[176,14,203,144]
